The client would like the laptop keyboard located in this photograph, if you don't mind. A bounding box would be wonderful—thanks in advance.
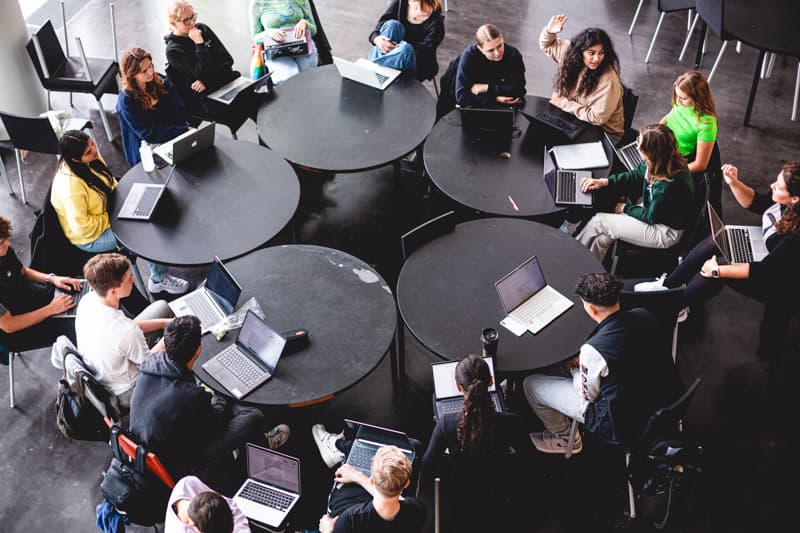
[728,228,754,263]
[375,72,389,85]
[134,187,161,217]
[219,87,240,102]
[514,289,560,324]
[557,171,577,203]
[239,481,293,511]
[217,346,266,386]
[534,111,583,139]
[184,292,220,328]
[439,395,502,415]
[348,444,375,471]
[621,143,644,169]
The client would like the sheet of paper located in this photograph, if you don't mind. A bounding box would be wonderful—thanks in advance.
[551,141,609,169]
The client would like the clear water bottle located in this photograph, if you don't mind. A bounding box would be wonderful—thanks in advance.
[139,140,155,172]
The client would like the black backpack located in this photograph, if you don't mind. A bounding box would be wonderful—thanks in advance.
[54,349,114,442]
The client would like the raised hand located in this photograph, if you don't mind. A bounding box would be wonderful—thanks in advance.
[547,14,568,34]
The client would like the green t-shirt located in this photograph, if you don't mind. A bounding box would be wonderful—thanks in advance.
[665,105,718,156]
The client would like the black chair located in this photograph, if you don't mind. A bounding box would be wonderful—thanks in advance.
[308,0,333,66]
[621,287,686,364]
[622,85,639,134]
[687,0,733,81]
[3,337,54,409]
[628,1,697,64]
[26,20,119,142]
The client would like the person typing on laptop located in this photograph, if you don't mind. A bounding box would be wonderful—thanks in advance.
[634,161,800,361]
[249,0,318,85]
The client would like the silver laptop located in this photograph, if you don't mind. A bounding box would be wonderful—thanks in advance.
[495,255,573,335]
[543,146,592,206]
[343,419,415,477]
[604,131,644,172]
[708,202,768,264]
[233,444,301,529]
[169,256,242,334]
[208,73,272,105]
[117,165,176,220]
[152,121,215,166]
[432,356,505,420]
[332,56,401,90]
[201,310,287,400]
[53,280,92,318]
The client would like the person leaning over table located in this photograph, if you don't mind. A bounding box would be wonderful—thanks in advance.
[116,47,191,167]
[575,123,695,263]
[249,0,318,85]
[540,14,624,141]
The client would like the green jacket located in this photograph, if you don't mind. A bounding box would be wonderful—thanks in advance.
[607,162,695,229]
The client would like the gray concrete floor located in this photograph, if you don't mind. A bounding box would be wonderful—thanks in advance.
[1,0,799,531]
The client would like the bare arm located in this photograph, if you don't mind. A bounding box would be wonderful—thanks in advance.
[135,318,171,334]
[0,296,74,334]
[334,464,375,497]
[700,255,750,280]
[721,164,756,209]
[688,140,714,173]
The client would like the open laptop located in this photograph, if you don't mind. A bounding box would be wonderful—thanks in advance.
[460,106,515,154]
[233,444,301,529]
[708,202,768,264]
[201,310,287,400]
[53,280,92,318]
[343,419,415,477]
[495,255,574,335]
[332,56,401,90]
[208,72,272,105]
[152,121,215,166]
[431,356,505,421]
[169,256,242,334]
[604,131,644,172]
[117,164,176,220]
[542,146,592,206]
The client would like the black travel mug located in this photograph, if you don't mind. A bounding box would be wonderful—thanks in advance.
[480,327,499,356]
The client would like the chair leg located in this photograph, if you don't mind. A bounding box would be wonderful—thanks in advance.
[792,61,800,121]
[707,40,729,82]
[47,90,52,111]
[565,418,579,459]
[644,12,666,64]
[678,13,700,62]
[628,0,645,35]
[432,76,440,97]
[94,96,114,142]
[9,351,16,408]
[626,452,637,519]
[434,477,441,533]
[14,149,26,204]
[0,155,13,196]
[672,321,680,363]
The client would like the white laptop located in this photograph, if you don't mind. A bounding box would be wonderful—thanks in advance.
[117,165,176,220]
[432,356,504,420]
[543,146,592,206]
[168,256,241,334]
[708,202,768,264]
[604,131,644,172]
[152,121,215,166]
[495,255,574,335]
[208,73,272,105]
[332,56,401,90]
[233,444,301,529]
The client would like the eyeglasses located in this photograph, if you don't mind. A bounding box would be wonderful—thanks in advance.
[180,11,197,25]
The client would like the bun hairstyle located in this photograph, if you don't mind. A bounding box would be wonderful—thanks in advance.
[556,27,619,99]
[775,161,800,235]
[455,354,495,453]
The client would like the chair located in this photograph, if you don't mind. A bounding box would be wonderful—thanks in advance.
[308,0,333,66]
[622,85,639,134]
[621,287,686,363]
[104,420,176,490]
[66,350,121,424]
[629,1,697,64]
[685,0,734,81]
[25,19,119,142]
[4,338,54,409]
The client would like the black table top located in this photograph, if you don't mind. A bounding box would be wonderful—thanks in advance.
[194,245,397,407]
[112,138,299,267]
[257,64,436,172]
[722,0,800,56]
[423,96,614,218]
[397,217,602,374]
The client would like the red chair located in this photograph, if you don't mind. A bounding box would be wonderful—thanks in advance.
[103,417,175,489]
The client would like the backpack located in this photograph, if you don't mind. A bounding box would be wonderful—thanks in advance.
[54,347,112,442]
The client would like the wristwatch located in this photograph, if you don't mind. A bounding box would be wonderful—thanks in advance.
[711,267,720,278]
[45,272,55,285]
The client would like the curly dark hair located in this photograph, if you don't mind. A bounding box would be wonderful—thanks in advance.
[775,161,800,235]
[556,27,619,99]
[455,354,496,453]
[165,315,201,366]
[574,272,623,307]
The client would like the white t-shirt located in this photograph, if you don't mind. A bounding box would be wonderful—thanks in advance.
[75,292,149,395]
[165,476,251,533]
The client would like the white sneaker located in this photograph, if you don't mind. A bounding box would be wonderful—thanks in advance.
[312,424,345,468]
[634,273,668,292]
[147,274,189,295]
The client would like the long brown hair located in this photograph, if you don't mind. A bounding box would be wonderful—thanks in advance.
[120,48,167,111]
[455,354,495,453]
[638,123,687,180]
[775,161,800,235]
[416,0,442,14]
[672,70,717,119]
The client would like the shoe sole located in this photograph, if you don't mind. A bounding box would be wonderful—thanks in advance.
[530,434,583,454]
[148,285,188,295]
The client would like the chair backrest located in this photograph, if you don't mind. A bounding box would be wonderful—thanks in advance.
[0,112,60,154]
[621,288,684,334]
[25,20,67,81]
[622,85,639,133]
[658,0,696,13]
[677,173,711,254]
[401,211,456,261]
[66,351,121,423]
[105,419,176,489]
[308,0,332,65]
[639,377,702,444]
[696,0,726,37]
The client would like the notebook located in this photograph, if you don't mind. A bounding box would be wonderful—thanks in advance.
[495,255,573,335]
[543,146,592,206]
[168,256,242,334]
[117,164,176,220]
[207,73,272,105]
[53,280,91,318]
[201,310,287,400]
[460,106,515,155]
[152,121,215,166]
[550,141,609,170]
[603,131,644,172]
[332,56,401,90]
[233,444,301,529]
[431,356,505,421]
[343,419,415,477]
[708,202,768,264]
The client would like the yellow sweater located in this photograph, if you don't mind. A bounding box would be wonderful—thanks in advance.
[50,158,117,245]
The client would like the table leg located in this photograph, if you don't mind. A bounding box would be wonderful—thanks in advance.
[393,159,401,184]
[396,319,406,383]
[744,49,766,127]
[389,335,399,386]
[694,21,707,69]
[129,257,152,303]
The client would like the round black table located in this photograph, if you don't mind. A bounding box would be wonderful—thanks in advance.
[396,217,602,375]
[257,64,436,172]
[194,245,397,406]
[423,96,614,218]
[112,137,300,267]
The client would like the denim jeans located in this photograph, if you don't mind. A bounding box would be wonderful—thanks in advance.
[74,228,168,282]
[267,49,319,85]
[368,20,416,73]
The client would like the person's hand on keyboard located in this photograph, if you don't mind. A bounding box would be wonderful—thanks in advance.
[546,14,568,34]
[580,177,608,193]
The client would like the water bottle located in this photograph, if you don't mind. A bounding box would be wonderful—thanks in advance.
[139,140,155,172]
[250,43,265,79]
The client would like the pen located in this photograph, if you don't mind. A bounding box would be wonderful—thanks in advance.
[508,195,519,212]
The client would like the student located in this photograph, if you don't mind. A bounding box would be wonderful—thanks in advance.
[524,272,682,452]
[249,0,318,85]
[75,253,173,409]
[540,14,624,140]
[576,123,695,263]
[318,446,426,533]
[0,216,79,352]
[368,0,445,81]
[129,315,290,487]
[166,475,250,533]
[116,47,191,167]
[453,24,525,109]
[50,130,188,295]
[635,161,800,361]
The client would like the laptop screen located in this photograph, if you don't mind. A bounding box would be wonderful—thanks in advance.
[460,107,514,134]
[206,257,242,316]
[495,256,547,313]
[707,202,731,261]
[246,444,300,493]
[238,311,286,374]
[345,419,413,451]
[432,356,497,400]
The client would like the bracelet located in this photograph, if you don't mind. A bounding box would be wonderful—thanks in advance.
[45,273,55,285]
